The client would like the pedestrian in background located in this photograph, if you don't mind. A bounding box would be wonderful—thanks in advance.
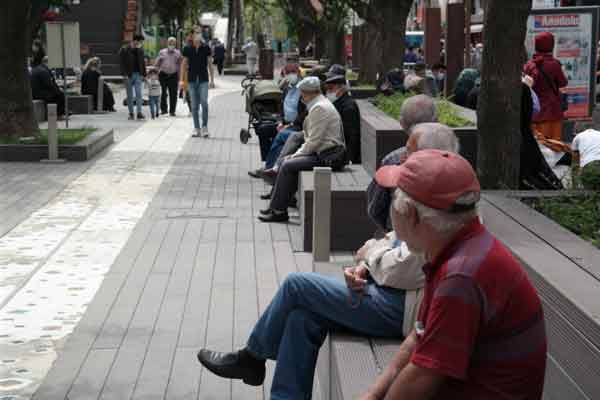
[242,37,259,76]
[119,34,147,120]
[180,34,215,137]
[155,37,181,117]
[524,31,568,142]
[213,39,226,75]
[146,68,161,119]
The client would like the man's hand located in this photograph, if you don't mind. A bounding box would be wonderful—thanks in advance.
[209,81,216,89]
[359,393,379,400]
[277,122,287,132]
[179,80,185,90]
[344,265,369,293]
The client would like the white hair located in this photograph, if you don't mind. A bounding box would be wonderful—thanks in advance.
[391,189,478,235]
[400,94,438,132]
[412,123,460,153]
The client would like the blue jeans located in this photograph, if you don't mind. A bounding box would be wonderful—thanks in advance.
[149,96,159,116]
[189,78,209,129]
[126,72,143,115]
[246,272,406,400]
[265,128,296,169]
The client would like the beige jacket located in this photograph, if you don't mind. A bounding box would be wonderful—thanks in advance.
[295,95,345,157]
[361,232,426,337]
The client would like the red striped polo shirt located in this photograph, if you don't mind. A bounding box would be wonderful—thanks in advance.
[410,219,547,399]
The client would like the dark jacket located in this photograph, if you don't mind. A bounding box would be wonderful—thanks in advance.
[333,92,361,163]
[81,69,115,111]
[119,45,147,77]
[213,44,225,60]
[290,97,307,131]
[30,64,62,100]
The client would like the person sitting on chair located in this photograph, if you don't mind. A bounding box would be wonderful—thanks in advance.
[30,56,66,117]
[81,57,116,112]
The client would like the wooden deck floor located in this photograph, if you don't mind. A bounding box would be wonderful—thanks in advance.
[32,91,354,400]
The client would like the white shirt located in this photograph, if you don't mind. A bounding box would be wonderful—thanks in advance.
[572,129,600,167]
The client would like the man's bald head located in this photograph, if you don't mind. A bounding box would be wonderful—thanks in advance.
[400,95,437,132]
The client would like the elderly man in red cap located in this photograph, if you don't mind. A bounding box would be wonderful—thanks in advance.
[524,31,568,142]
[361,149,547,400]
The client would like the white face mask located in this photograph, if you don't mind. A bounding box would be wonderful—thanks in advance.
[168,45,176,50]
[326,91,339,103]
[286,74,299,85]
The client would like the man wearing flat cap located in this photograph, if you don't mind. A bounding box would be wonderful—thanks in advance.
[258,76,347,223]
[360,150,547,400]
[325,67,362,164]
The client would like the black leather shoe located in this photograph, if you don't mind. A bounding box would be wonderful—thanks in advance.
[248,169,264,179]
[258,211,289,223]
[197,348,265,386]
[260,208,272,215]
[260,192,272,200]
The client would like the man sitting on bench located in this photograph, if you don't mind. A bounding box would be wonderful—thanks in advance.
[360,150,547,400]
[367,94,438,231]
[196,124,461,399]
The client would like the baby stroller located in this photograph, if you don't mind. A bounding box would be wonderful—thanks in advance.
[239,77,283,144]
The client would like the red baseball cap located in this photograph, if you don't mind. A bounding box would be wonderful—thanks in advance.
[375,149,481,212]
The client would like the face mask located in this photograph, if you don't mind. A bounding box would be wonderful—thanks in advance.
[436,73,445,80]
[168,45,175,50]
[286,74,299,85]
[326,92,338,102]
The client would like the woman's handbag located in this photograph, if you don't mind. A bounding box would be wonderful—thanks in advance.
[317,145,347,171]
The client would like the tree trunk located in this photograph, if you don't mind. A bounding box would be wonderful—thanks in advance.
[0,1,39,139]
[377,0,412,76]
[226,0,235,65]
[324,25,346,65]
[235,0,245,50]
[358,23,379,84]
[298,23,313,56]
[477,0,532,189]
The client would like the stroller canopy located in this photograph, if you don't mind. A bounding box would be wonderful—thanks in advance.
[251,81,283,102]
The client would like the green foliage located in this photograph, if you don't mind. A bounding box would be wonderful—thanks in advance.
[374,93,474,128]
[0,128,95,145]
[532,194,600,249]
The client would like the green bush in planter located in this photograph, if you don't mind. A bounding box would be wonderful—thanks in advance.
[374,93,474,128]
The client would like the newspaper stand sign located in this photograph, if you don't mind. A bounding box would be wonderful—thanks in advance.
[526,7,599,119]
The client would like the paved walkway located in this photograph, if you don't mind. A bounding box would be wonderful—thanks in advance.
[0,78,352,399]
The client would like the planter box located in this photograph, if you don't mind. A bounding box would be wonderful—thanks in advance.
[349,88,378,100]
[358,99,478,177]
[68,95,93,114]
[0,128,114,162]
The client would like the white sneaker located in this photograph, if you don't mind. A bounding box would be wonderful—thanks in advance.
[201,126,210,138]
[192,128,202,137]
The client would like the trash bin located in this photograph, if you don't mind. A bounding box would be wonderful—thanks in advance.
[259,48,274,80]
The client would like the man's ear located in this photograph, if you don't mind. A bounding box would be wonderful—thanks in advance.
[406,203,420,229]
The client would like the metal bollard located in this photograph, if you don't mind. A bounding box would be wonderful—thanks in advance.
[312,167,332,262]
[96,76,104,113]
[41,104,65,163]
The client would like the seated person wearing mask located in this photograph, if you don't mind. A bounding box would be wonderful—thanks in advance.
[30,56,66,116]
[367,94,438,231]
[258,76,346,223]
[249,63,305,178]
[324,68,362,164]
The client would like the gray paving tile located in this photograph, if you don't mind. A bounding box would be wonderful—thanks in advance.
[67,349,117,400]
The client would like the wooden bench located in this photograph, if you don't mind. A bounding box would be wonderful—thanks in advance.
[68,95,94,114]
[33,99,47,123]
[314,193,600,400]
[358,100,478,177]
[299,165,377,252]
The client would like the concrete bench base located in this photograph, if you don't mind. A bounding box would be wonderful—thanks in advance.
[300,165,376,252]
[68,95,94,115]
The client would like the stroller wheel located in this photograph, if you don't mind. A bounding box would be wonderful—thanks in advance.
[240,129,251,144]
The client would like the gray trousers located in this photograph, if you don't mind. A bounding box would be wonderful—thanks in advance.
[275,131,305,168]
[270,154,321,211]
